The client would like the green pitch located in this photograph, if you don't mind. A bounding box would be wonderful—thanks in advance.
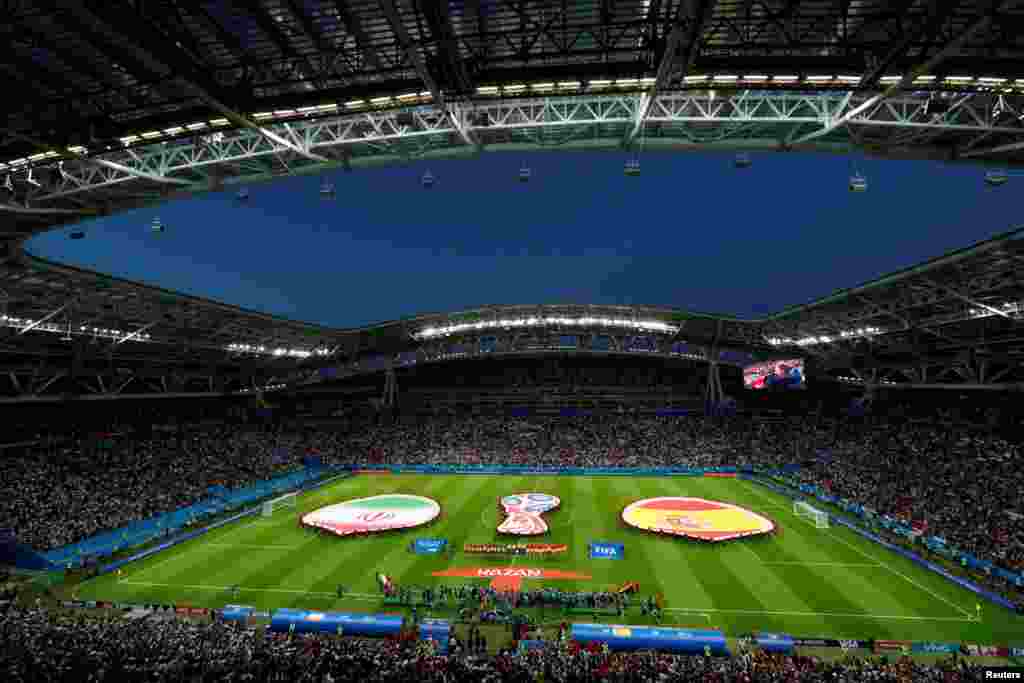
[77,474,1021,643]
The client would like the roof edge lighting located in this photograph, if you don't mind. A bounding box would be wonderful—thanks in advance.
[414,316,679,340]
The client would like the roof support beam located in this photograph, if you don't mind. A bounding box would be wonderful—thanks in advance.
[63,3,328,164]
[283,0,334,54]
[0,203,96,215]
[92,159,194,186]
[960,138,1024,159]
[624,0,718,147]
[920,277,1014,321]
[378,0,477,147]
[331,1,382,70]
[114,320,158,346]
[19,300,73,335]
[860,0,951,88]
[789,1,1020,147]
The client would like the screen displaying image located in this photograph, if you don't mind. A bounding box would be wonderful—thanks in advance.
[743,358,805,390]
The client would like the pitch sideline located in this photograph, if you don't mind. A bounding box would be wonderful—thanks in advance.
[664,605,973,623]
[740,480,973,619]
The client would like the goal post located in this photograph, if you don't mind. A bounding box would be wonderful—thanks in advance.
[262,491,298,517]
[793,500,829,528]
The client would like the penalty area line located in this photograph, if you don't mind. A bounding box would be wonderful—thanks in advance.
[740,481,974,619]
[663,606,974,622]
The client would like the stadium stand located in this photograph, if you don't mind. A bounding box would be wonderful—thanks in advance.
[0,607,987,682]
[2,411,1021,602]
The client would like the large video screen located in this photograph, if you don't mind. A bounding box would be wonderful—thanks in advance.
[743,359,805,390]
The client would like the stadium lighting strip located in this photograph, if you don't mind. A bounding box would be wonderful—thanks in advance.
[765,326,883,347]
[414,316,679,340]
[237,383,286,394]
[968,302,1022,319]
[225,342,332,359]
[0,314,153,342]
[837,375,897,385]
[3,75,1024,172]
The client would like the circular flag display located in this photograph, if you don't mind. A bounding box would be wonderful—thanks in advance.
[621,497,774,542]
[302,494,440,536]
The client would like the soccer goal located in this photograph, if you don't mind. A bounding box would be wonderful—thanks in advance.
[262,491,298,517]
[794,500,829,528]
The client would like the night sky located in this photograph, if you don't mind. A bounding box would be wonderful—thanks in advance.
[27,150,1018,329]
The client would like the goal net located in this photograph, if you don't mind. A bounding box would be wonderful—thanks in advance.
[262,492,298,517]
[794,500,829,528]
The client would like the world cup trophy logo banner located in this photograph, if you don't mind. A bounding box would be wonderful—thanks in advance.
[498,493,560,535]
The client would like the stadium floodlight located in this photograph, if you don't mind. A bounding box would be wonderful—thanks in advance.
[414,316,678,340]
[226,342,318,358]
[984,170,1009,187]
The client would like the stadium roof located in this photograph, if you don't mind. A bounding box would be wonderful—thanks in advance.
[2,0,1024,399]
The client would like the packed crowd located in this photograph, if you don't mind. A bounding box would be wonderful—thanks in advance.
[793,420,1024,576]
[340,415,811,469]
[0,428,342,551]
[0,607,988,682]
[2,412,1021,581]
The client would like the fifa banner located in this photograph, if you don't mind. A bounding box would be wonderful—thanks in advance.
[912,642,961,655]
[756,633,794,654]
[1010,646,1024,658]
[419,619,450,654]
[589,542,625,560]
[413,538,448,555]
[571,624,728,655]
[793,638,870,649]
[270,609,403,637]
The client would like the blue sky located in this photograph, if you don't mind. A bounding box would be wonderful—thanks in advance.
[27,150,1017,329]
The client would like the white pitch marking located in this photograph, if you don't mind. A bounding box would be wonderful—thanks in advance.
[759,561,881,567]
[205,543,301,550]
[123,580,381,599]
[741,481,973,619]
[664,606,973,622]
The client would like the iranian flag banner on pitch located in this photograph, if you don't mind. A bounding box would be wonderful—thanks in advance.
[302,494,440,535]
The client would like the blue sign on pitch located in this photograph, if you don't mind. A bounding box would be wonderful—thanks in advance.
[589,542,624,560]
[413,538,448,555]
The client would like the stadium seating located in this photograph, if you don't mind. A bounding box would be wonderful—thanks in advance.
[0,607,986,682]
